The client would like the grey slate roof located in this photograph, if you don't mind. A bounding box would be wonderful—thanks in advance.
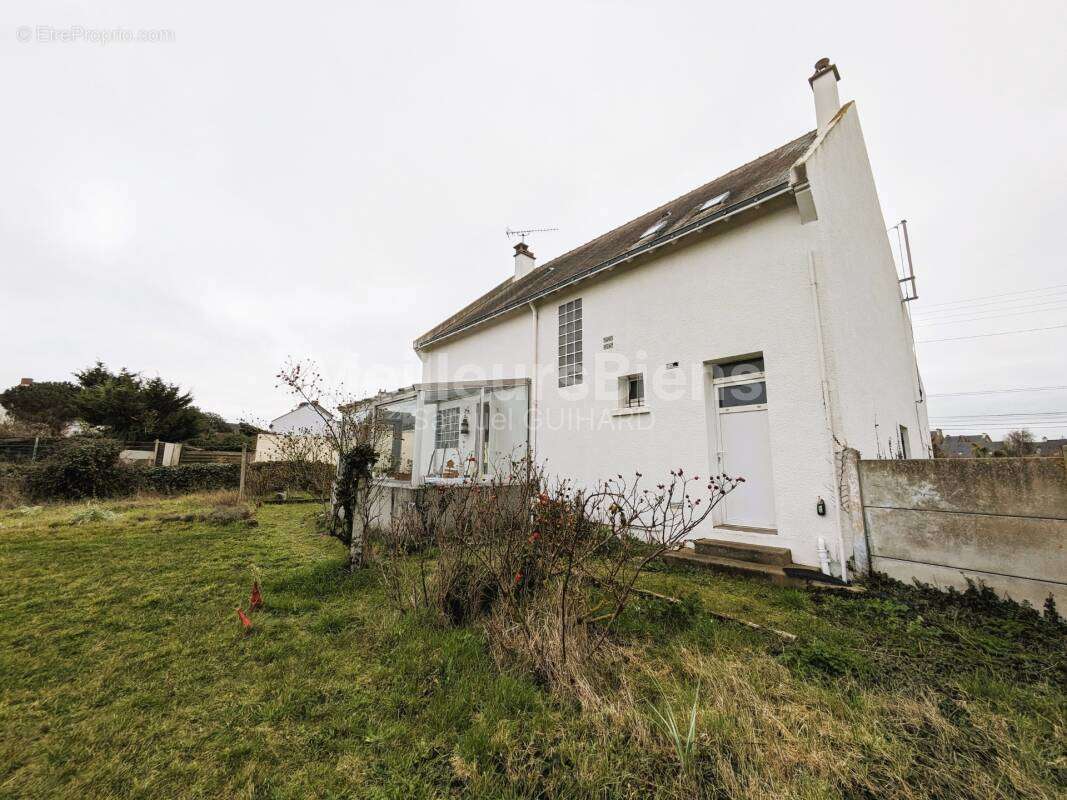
[415,129,818,349]
[940,434,995,457]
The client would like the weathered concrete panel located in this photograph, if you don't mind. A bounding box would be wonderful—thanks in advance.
[871,557,1065,609]
[865,507,1067,585]
[859,458,1067,519]
[859,456,1067,607]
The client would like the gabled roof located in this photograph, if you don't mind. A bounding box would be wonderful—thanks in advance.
[940,434,994,457]
[416,129,817,349]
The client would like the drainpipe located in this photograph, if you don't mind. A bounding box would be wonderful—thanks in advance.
[808,252,849,583]
[528,301,539,462]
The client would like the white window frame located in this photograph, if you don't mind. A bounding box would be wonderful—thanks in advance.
[711,359,767,415]
[434,406,460,450]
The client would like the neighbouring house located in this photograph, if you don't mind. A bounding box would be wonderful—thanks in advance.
[369,59,930,578]
[1036,437,1067,457]
[254,402,338,463]
[933,431,997,458]
[932,430,1067,458]
[268,402,335,435]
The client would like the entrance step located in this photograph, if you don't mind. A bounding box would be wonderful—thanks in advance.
[692,538,793,566]
[660,549,808,587]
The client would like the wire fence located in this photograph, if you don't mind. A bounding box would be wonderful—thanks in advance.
[0,437,69,463]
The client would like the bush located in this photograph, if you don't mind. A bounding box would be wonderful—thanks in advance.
[134,464,239,494]
[26,439,130,500]
[0,463,30,508]
[6,442,240,502]
[246,460,334,498]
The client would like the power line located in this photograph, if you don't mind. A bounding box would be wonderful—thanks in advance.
[912,295,1067,321]
[935,422,1067,428]
[911,288,1067,317]
[914,300,1067,321]
[915,307,1067,327]
[935,423,1067,431]
[931,414,1067,420]
[913,282,1067,311]
[917,324,1067,343]
[927,385,1067,398]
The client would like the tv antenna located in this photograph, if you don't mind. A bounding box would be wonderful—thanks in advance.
[506,226,558,244]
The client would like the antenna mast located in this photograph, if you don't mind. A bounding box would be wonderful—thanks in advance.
[506,226,558,244]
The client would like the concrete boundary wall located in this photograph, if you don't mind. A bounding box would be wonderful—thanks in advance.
[854,455,1066,608]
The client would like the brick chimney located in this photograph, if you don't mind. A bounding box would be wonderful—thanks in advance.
[809,57,841,133]
[513,242,536,280]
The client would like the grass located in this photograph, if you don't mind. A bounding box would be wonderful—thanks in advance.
[1,495,1064,799]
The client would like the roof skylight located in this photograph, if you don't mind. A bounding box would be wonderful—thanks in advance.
[639,214,671,239]
[697,191,730,213]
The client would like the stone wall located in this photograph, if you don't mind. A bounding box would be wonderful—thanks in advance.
[855,454,1066,608]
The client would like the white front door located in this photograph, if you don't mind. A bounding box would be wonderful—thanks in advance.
[707,357,776,531]
[719,406,776,528]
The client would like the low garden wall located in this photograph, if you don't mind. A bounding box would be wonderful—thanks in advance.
[856,455,1066,608]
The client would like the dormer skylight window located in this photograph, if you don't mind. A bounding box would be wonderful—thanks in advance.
[639,213,671,240]
[697,191,730,213]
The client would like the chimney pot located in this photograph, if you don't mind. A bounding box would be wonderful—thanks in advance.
[808,57,842,133]
[513,242,536,280]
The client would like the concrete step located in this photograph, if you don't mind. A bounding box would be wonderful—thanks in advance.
[692,538,793,566]
[660,548,808,587]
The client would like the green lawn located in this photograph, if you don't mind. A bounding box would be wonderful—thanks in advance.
[1,495,1063,799]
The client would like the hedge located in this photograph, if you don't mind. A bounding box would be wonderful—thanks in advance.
[1,439,241,503]
[245,460,334,498]
[135,464,240,495]
[1,440,335,505]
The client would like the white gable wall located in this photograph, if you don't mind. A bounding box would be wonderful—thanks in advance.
[802,103,932,461]
[269,403,333,435]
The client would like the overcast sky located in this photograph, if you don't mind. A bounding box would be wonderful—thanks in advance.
[3,1,1066,438]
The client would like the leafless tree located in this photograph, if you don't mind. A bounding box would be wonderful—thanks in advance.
[275,359,390,570]
[1002,429,1036,457]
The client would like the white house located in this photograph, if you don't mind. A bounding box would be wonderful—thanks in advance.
[382,60,930,579]
[268,402,335,435]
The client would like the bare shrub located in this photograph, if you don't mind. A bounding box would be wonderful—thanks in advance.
[378,460,739,698]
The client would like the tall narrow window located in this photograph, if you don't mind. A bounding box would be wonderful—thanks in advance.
[898,425,910,459]
[558,298,583,387]
[622,374,644,408]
